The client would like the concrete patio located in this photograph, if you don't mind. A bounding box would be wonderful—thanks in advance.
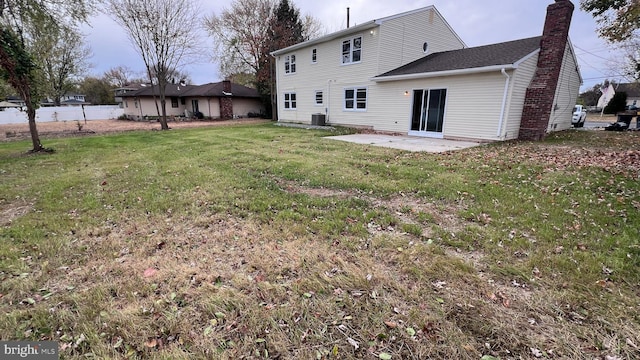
[326,134,483,153]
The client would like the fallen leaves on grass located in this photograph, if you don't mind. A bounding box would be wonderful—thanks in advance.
[143,268,158,278]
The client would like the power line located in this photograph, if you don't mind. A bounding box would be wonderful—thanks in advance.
[574,44,612,61]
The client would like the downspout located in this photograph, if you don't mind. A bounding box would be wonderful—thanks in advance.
[326,79,332,123]
[497,68,510,139]
[138,96,143,120]
[270,54,278,121]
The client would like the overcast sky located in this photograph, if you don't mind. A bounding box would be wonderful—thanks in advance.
[81,0,620,92]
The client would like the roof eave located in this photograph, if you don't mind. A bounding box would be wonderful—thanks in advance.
[372,64,518,82]
[271,21,378,56]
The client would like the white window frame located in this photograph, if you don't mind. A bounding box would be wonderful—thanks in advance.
[344,87,367,111]
[314,91,323,106]
[311,48,317,63]
[341,36,362,65]
[285,55,296,74]
[284,92,297,110]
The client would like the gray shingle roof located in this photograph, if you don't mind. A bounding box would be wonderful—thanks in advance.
[122,83,197,97]
[121,82,259,98]
[183,82,260,98]
[375,36,542,78]
[616,83,640,98]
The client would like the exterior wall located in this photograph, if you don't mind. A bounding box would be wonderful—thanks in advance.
[548,41,581,132]
[192,97,220,118]
[122,97,186,118]
[122,97,261,119]
[368,72,510,141]
[274,7,464,126]
[275,27,381,125]
[502,53,539,140]
[233,98,264,117]
[376,8,465,74]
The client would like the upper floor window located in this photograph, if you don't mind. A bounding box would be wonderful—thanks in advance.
[344,87,367,111]
[285,55,296,74]
[311,49,317,63]
[342,36,362,64]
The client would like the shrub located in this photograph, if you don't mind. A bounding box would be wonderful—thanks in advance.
[604,92,627,114]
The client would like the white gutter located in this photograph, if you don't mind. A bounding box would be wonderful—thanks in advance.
[372,64,517,82]
[497,68,511,139]
[271,21,378,56]
[326,79,332,123]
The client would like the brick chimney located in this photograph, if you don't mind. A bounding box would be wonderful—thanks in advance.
[220,80,233,119]
[518,0,574,141]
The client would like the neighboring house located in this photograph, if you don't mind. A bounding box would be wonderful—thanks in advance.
[615,83,640,107]
[120,80,263,120]
[6,94,89,107]
[114,84,145,107]
[272,1,581,141]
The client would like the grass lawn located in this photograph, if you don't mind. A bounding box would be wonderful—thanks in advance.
[1,124,639,359]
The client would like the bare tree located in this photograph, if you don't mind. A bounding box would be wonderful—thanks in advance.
[103,66,138,88]
[302,14,325,40]
[107,0,201,130]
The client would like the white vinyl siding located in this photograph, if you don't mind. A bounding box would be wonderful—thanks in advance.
[504,53,539,140]
[548,41,581,132]
[376,8,465,74]
[367,72,508,139]
[274,7,465,126]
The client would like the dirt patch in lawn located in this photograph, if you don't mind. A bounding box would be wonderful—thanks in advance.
[0,199,32,226]
[0,118,270,141]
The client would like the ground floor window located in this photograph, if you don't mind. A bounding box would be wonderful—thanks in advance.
[315,91,323,105]
[344,87,367,110]
[171,97,178,108]
[284,92,297,110]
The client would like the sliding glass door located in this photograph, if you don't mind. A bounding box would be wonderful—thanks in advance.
[410,89,446,137]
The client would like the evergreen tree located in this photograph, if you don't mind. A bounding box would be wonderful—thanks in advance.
[604,92,628,114]
[256,0,305,119]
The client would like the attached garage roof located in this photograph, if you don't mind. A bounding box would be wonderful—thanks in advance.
[374,36,542,81]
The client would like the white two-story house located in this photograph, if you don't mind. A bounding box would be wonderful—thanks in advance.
[272,2,581,141]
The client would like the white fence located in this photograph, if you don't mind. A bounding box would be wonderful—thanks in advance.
[0,105,124,125]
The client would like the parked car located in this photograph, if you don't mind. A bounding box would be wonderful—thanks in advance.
[572,105,586,127]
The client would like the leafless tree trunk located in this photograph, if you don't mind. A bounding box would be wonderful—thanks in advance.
[108,0,201,130]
